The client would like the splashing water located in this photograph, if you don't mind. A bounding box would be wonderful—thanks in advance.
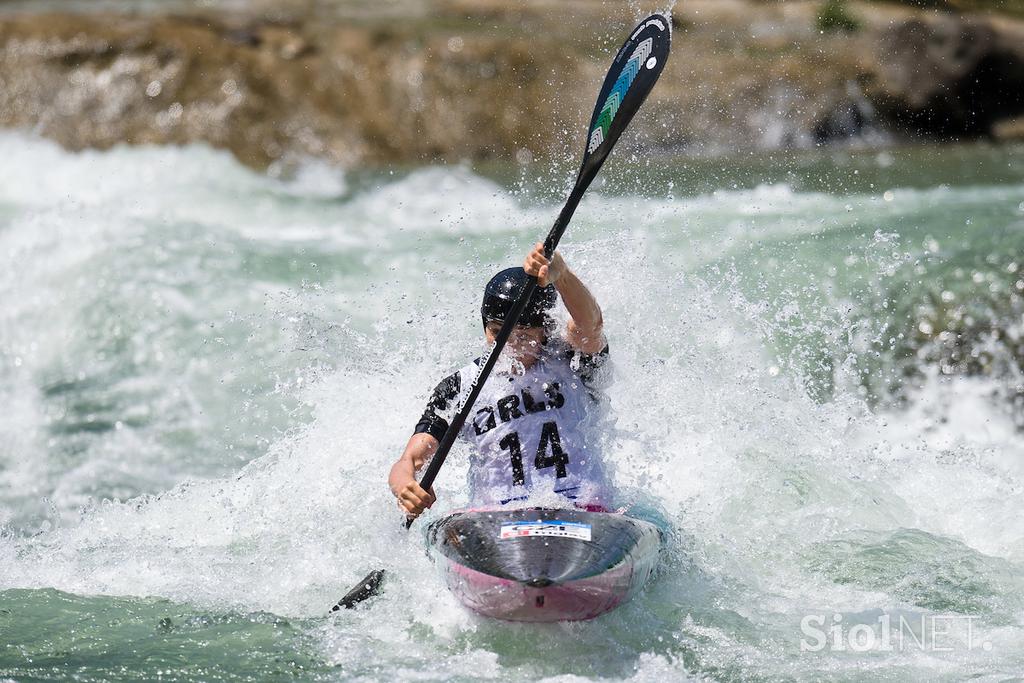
[2,132,1024,681]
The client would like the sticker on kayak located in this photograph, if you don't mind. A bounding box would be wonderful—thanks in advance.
[500,520,592,541]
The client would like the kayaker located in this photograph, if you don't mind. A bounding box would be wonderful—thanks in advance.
[388,242,611,519]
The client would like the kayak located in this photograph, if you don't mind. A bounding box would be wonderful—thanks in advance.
[426,507,662,622]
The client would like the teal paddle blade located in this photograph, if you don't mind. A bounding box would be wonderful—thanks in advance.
[580,14,671,178]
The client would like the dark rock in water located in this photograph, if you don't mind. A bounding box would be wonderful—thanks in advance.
[813,99,868,143]
[812,81,886,145]
[868,16,1024,138]
[864,253,1024,427]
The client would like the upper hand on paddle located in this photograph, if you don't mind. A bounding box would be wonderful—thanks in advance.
[524,243,566,287]
[525,243,606,355]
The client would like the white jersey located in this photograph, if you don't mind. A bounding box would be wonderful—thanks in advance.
[415,339,611,507]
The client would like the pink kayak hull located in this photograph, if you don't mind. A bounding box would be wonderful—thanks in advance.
[427,507,661,622]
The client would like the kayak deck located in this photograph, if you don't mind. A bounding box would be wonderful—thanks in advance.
[427,507,661,622]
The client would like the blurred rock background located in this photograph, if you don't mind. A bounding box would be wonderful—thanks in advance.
[0,0,1022,170]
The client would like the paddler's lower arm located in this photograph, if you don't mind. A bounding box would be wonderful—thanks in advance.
[555,267,605,354]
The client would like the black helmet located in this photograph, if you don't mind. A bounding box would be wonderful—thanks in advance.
[481,267,557,328]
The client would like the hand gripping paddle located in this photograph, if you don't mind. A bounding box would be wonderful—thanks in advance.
[332,13,671,612]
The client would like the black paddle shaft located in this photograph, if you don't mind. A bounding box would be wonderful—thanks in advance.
[332,13,671,609]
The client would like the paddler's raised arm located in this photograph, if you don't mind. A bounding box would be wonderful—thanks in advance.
[388,434,437,519]
[524,242,606,354]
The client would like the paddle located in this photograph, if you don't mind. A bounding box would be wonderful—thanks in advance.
[331,13,671,612]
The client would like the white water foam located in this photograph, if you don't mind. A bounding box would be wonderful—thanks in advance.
[2,133,1024,679]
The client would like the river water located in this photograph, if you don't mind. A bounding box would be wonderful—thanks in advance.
[1,132,1024,681]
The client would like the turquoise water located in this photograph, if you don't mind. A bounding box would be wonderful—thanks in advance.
[2,133,1024,680]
